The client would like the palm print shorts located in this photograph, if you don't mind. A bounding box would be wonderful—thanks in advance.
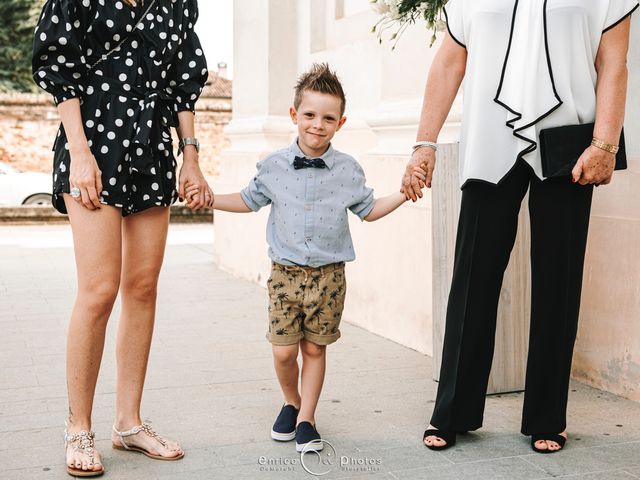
[266,262,346,346]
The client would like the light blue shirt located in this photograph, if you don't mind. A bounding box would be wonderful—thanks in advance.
[240,140,375,267]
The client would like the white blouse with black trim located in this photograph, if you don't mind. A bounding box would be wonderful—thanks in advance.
[443,0,639,187]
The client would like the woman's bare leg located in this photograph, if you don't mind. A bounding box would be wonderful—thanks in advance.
[65,197,123,472]
[112,206,182,457]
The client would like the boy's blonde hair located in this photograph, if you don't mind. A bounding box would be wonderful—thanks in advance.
[294,63,346,116]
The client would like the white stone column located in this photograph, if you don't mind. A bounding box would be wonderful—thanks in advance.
[213,0,298,283]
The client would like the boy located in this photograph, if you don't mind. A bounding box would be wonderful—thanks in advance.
[197,63,406,452]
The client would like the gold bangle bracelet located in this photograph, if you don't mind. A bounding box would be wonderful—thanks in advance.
[591,138,619,154]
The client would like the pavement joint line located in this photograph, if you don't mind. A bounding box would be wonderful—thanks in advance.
[523,472,552,480]
[550,468,640,479]
[519,454,555,474]
[189,244,216,255]
[0,385,64,394]
[622,468,640,479]
[438,450,457,465]
[0,467,54,475]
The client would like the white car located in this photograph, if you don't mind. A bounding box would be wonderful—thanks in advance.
[0,161,52,206]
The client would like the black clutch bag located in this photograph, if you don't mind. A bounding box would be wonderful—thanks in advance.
[539,123,627,178]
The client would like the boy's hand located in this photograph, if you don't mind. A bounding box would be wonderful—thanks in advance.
[411,166,428,184]
[402,166,428,202]
[184,182,214,209]
[401,147,436,201]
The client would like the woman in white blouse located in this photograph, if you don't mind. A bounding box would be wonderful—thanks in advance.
[402,0,638,453]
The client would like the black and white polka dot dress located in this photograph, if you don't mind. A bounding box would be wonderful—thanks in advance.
[32,0,208,216]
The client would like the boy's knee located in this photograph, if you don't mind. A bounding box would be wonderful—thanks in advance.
[300,340,326,358]
[273,344,299,364]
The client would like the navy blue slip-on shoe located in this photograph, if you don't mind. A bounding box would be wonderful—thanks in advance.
[271,404,299,441]
[295,421,323,452]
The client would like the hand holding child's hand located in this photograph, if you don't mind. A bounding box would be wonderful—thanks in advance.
[401,147,436,201]
[178,155,214,210]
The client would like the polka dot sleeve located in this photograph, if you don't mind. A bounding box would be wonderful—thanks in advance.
[170,0,208,113]
[32,0,90,106]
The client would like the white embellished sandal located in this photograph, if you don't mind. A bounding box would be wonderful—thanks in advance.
[64,430,104,477]
[112,422,184,461]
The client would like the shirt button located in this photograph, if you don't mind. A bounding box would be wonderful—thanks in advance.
[308,173,314,178]
[305,237,311,242]
[305,205,312,211]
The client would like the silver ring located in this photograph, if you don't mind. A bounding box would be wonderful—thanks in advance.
[70,187,81,199]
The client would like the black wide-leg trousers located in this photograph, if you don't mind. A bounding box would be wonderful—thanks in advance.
[430,160,594,435]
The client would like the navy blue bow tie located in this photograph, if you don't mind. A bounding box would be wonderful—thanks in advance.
[293,156,327,170]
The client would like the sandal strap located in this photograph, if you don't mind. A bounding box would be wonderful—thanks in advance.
[113,424,144,438]
[113,422,169,450]
[423,428,456,444]
[112,424,138,450]
[531,433,567,447]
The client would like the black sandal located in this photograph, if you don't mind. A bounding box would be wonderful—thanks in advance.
[423,429,456,451]
[531,433,566,454]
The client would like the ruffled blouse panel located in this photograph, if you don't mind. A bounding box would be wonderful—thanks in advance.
[444,0,639,187]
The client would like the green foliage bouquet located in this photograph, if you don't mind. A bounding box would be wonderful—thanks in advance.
[370,0,448,48]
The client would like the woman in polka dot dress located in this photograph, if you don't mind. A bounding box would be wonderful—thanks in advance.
[32,0,211,476]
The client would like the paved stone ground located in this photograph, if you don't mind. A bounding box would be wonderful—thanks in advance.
[1,224,640,480]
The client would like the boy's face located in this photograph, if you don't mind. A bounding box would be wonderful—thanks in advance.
[290,90,346,157]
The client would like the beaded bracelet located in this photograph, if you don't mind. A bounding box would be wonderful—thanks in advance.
[412,141,438,152]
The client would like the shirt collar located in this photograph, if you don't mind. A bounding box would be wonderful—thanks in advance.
[288,139,336,169]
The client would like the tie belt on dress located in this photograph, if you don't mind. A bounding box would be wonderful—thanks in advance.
[87,76,178,176]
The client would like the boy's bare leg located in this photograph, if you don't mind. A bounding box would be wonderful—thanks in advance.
[298,340,326,425]
[273,344,302,407]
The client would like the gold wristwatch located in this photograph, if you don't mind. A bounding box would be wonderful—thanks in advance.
[591,137,619,154]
